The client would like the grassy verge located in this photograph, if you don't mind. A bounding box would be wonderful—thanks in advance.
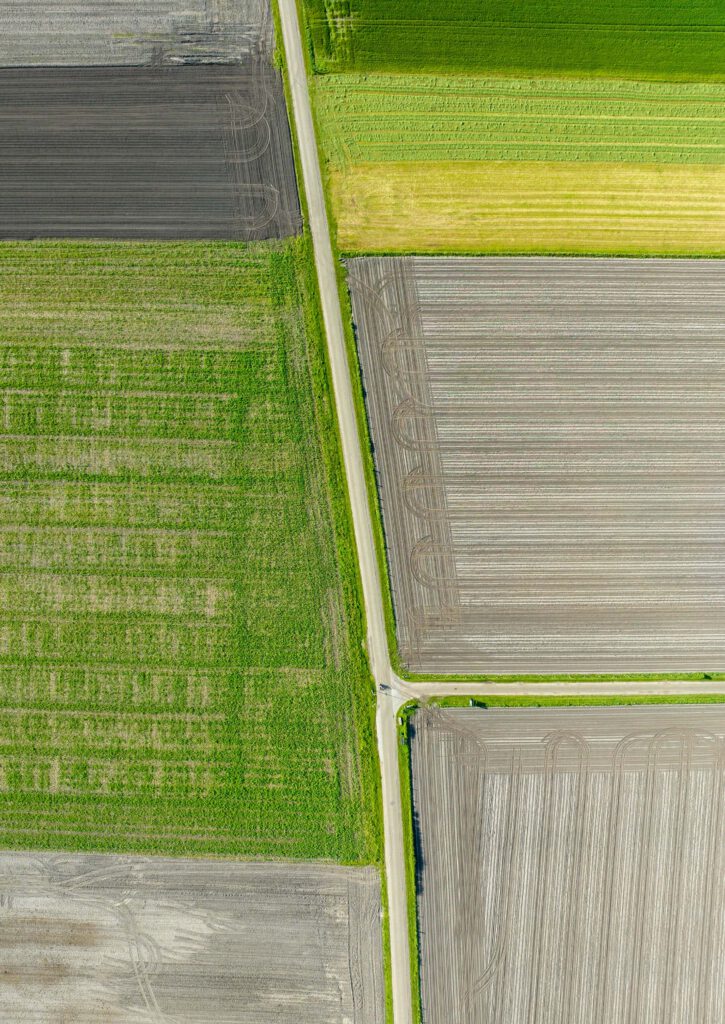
[397,703,423,1024]
[405,672,725,684]
[290,234,382,863]
[294,0,405,680]
[428,693,725,707]
[277,0,383,863]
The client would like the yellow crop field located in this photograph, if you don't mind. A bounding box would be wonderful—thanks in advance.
[331,161,725,254]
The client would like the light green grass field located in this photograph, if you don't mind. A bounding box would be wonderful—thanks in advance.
[315,75,725,166]
[303,0,725,80]
[0,238,379,863]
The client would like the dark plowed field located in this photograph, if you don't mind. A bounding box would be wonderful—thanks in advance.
[0,65,301,239]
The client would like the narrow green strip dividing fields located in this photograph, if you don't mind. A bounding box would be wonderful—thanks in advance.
[315,74,725,166]
[0,238,379,862]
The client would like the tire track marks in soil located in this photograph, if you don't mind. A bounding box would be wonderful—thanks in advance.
[412,705,725,1024]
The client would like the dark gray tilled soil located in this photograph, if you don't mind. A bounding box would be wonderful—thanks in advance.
[0,65,301,239]
[0,853,385,1023]
[411,704,725,1024]
[348,256,725,673]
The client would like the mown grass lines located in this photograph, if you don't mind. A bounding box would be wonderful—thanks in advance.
[314,74,725,254]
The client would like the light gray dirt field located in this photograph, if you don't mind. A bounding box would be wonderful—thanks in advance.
[0,65,301,240]
[0,0,272,66]
[0,852,385,1024]
[347,256,725,674]
[410,704,725,1024]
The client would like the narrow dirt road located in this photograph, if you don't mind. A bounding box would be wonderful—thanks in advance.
[276,4,413,1023]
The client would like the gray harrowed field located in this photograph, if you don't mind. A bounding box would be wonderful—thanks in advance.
[348,256,725,674]
[0,852,385,1024]
[410,704,725,1024]
[0,65,301,240]
[0,0,272,66]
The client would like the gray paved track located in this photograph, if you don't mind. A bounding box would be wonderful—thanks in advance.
[0,852,385,1023]
[0,0,272,66]
[348,256,725,674]
[412,704,725,1024]
[0,65,301,240]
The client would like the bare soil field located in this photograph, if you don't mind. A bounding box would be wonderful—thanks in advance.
[0,65,301,240]
[411,704,725,1024]
[0,0,272,66]
[0,851,384,1023]
[348,256,725,673]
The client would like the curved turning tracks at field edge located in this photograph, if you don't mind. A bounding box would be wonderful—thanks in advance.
[277,5,725,1022]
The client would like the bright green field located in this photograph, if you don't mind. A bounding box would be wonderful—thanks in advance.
[0,238,379,863]
[315,74,725,166]
[304,0,725,80]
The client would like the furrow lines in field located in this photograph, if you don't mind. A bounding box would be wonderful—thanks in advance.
[412,706,725,1023]
[350,256,725,672]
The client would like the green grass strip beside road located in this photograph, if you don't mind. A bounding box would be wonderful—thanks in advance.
[294,0,406,680]
[397,704,423,1024]
[276,5,393,1019]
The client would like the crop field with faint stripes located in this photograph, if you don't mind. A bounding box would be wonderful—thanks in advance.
[0,239,378,862]
[349,255,725,674]
[316,75,725,166]
[315,74,725,255]
[411,704,725,1024]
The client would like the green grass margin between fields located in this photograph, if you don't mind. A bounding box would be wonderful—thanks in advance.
[339,247,725,261]
[397,691,725,1023]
